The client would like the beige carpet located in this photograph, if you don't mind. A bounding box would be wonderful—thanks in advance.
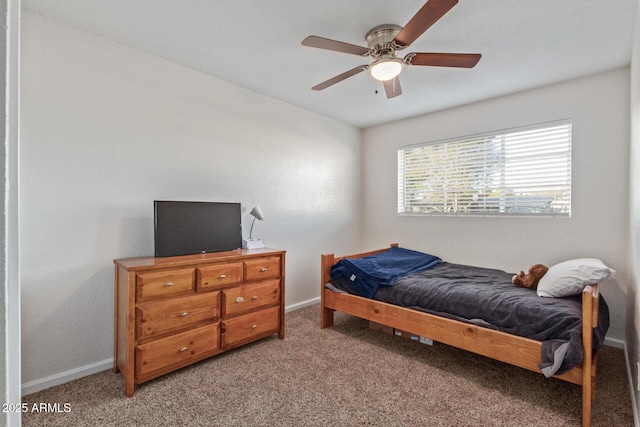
[23,304,633,426]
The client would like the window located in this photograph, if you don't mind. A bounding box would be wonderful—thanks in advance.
[398,120,572,217]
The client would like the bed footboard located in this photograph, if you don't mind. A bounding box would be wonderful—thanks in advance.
[320,244,398,329]
[320,245,600,427]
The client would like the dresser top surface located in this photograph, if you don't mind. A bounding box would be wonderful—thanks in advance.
[114,248,285,271]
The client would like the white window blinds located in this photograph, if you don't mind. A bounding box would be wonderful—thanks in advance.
[398,120,572,217]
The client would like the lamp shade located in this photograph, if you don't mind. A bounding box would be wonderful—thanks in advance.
[249,205,264,221]
[369,56,403,81]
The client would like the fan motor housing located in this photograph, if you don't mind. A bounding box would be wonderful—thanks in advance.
[365,24,402,57]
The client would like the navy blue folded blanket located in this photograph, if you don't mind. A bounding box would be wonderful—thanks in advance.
[330,246,442,298]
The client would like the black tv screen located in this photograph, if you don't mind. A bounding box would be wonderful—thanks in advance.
[154,201,242,257]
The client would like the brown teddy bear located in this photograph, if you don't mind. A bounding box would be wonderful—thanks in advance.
[512,264,548,289]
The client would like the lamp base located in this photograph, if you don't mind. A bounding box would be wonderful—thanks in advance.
[242,238,264,249]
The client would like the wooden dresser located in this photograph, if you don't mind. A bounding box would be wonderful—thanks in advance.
[113,248,285,397]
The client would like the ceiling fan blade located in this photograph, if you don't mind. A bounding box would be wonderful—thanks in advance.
[383,77,402,99]
[312,65,368,91]
[393,0,458,48]
[406,52,481,68]
[302,36,370,56]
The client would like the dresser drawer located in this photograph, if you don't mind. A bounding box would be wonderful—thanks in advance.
[197,262,243,291]
[221,305,280,349]
[243,257,280,281]
[136,268,195,301]
[135,323,220,379]
[222,279,280,317]
[136,292,220,341]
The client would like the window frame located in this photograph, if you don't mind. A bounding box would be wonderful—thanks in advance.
[397,119,572,218]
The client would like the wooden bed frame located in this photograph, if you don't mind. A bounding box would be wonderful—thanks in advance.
[320,244,600,427]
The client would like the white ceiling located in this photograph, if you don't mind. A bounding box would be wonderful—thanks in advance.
[22,0,638,129]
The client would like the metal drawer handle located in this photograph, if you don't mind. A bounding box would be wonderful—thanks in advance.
[260,268,267,272]
[219,274,227,279]
[179,347,188,352]
[180,312,188,317]
[251,296,258,300]
[236,296,244,303]
[251,324,258,329]
[164,282,173,287]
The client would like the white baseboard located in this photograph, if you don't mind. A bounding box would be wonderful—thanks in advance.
[22,358,113,396]
[623,342,640,427]
[285,297,320,313]
[604,336,625,349]
[22,298,321,396]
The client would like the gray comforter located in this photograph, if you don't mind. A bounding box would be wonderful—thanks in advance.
[331,262,609,377]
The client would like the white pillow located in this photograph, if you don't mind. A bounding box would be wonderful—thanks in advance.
[537,258,615,298]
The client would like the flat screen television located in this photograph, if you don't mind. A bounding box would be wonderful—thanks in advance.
[154,201,242,257]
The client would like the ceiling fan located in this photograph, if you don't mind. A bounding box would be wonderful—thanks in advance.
[301,0,481,99]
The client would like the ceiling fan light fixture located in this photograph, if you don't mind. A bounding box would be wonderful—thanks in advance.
[369,56,403,81]
[302,2,482,98]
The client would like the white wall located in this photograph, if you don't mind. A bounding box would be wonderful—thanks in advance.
[628,0,640,414]
[19,12,362,390]
[362,68,630,343]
